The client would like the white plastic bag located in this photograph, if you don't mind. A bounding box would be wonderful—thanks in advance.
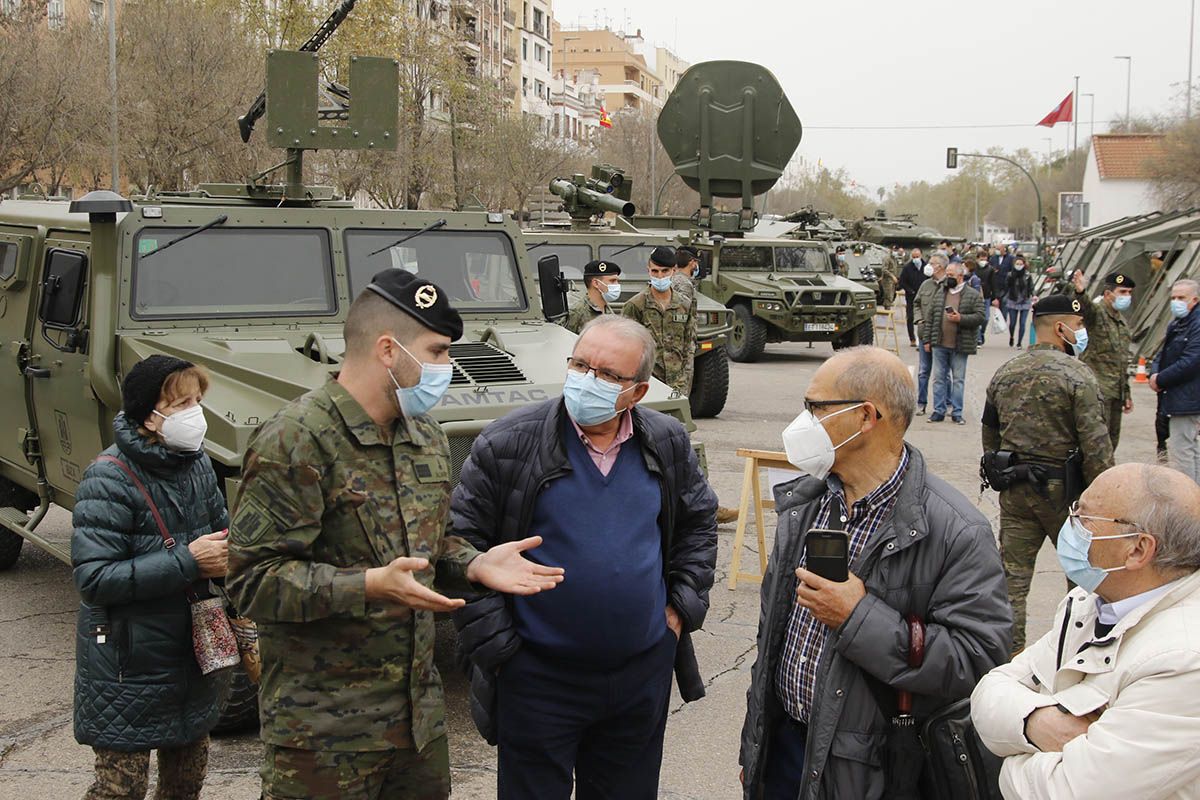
[989,306,1008,336]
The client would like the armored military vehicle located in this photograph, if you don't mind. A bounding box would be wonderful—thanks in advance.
[618,62,877,362]
[525,165,734,418]
[0,3,699,729]
[850,209,958,251]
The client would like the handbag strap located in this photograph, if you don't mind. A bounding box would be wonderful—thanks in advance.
[96,455,176,549]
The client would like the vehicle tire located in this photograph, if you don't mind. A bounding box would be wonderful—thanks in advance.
[689,346,729,418]
[832,319,874,350]
[0,477,38,572]
[728,304,767,362]
[211,666,259,735]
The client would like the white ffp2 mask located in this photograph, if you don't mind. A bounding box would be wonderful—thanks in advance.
[154,405,207,452]
[781,404,865,480]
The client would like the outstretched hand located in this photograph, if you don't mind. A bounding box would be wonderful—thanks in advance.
[467,536,565,595]
[366,557,466,612]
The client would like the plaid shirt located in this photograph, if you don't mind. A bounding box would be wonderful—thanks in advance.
[775,448,910,723]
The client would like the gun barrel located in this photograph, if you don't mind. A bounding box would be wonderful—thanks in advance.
[549,179,635,218]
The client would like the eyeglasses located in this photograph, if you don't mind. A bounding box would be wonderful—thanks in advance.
[1068,501,1139,530]
[803,398,883,420]
[566,356,637,386]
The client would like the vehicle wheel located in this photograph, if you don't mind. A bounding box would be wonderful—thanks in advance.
[689,346,730,418]
[211,666,259,735]
[832,319,874,350]
[0,478,38,572]
[728,304,767,362]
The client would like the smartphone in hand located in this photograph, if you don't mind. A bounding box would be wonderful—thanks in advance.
[804,529,849,582]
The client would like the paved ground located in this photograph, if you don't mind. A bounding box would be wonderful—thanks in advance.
[0,335,1161,799]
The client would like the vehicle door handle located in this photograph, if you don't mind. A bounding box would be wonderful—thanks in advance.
[23,366,51,378]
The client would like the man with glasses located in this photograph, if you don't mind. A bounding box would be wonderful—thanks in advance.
[982,294,1115,653]
[973,463,1200,799]
[451,315,718,799]
[739,346,1011,798]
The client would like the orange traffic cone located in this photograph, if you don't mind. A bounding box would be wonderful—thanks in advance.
[1135,357,1149,383]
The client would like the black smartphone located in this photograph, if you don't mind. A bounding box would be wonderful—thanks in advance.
[944,305,955,313]
[804,529,849,582]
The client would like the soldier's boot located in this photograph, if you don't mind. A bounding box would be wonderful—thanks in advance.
[153,737,208,800]
[84,748,150,800]
[716,506,740,524]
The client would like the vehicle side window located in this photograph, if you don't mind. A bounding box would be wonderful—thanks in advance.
[0,242,17,282]
[39,249,87,328]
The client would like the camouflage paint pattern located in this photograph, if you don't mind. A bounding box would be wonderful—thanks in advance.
[261,738,450,800]
[562,293,613,335]
[84,738,208,800]
[622,287,697,395]
[998,481,1071,653]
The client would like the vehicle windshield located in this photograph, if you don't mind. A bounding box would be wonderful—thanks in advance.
[598,244,660,278]
[131,227,335,319]
[345,229,526,311]
[721,245,829,273]
[529,243,592,277]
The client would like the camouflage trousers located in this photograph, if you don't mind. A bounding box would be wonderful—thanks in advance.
[83,737,208,800]
[261,738,449,800]
[1101,397,1125,452]
[1000,480,1073,654]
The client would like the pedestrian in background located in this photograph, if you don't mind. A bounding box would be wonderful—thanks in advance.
[898,247,927,347]
[922,261,986,425]
[982,294,1114,653]
[1069,270,1135,450]
[739,346,1011,798]
[973,463,1200,798]
[72,355,230,800]
[1151,279,1200,484]
[911,253,947,415]
[453,316,717,799]
[1003,256,1035,348]
[976,252,997,345]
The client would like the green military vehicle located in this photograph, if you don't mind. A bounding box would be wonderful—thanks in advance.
[850,209,957,251]
[0,7,699,728]
[525,165,734,418]
[625,61,878,363]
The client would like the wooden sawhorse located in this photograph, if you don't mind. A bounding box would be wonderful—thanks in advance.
[728,448,798,590]
[874,299,901,355]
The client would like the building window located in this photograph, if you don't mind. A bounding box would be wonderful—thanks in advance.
[534,43,543,63]
[533,7,543,34]
[522,77,528,96]
[534,79,544,98]
[522,38,527,60]
[89,0,105,24]
[47,0,65,28]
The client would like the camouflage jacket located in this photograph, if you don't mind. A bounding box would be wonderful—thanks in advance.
[561,292,613,335]
[1071,288,1133,403]
[982,344,1115,485]
[671,272,697,301]
[622,287,697,395]
[227,379,479,753]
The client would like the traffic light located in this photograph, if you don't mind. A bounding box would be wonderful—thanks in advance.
[946,147,958,169]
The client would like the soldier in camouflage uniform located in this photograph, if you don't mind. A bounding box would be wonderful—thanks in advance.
[228,270,563,800]
[982,294,1115,653]
[671,245,699,301]
[1069,270,1136,450]
[562,260,621,335]
[623,245,697,396]
[877,245,899,308]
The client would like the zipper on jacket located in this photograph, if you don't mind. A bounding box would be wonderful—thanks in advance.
[1055,595,1075,672]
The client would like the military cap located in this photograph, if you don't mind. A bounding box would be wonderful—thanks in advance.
[649,245,676,267]
[583,259,621,278]
[675,246,699,268]
[1033,293,1084,318]
[1104,272,1136,289]
[365,269,464,340]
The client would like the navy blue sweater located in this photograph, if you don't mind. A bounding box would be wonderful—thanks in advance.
[512,422,666,666]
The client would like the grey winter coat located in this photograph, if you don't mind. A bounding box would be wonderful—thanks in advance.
[72,412,229,751]
[739,445,1012,799]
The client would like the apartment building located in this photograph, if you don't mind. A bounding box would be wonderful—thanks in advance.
[552,25,664,113]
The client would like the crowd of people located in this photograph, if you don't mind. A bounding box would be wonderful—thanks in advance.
[63,240,1200,800]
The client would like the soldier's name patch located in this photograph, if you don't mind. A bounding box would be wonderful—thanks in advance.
[411,456,449,484]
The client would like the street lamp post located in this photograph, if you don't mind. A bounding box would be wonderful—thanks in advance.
[948,149,1044,266]
[108,0,119,192]
[1114,55,1132,128]
[1190,0,1196,119]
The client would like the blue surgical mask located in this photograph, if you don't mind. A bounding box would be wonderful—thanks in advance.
[601,282,622,302]
[1060,324,1088,356]
[1172,299,1191,319]
[389,338,453,416]
[650,276,673,292]
[562,369,634,426]
[1056,517,1138,593]
[1113,295,1132,312]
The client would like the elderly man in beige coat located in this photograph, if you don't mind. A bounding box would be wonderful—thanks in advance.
[971,462,1200,799]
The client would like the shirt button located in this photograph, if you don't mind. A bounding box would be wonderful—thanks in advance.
[887,542,896,550]
[791,511,797,516]
[799,656,807,664]
[1077,658,1085,665]
[786,491,792,496]
[840,515,848,523]
[1104,657,1111,664]
[811,770,820,779]
[835,688,844,697]
[1076,621,1084,628]
[909,530,917,537]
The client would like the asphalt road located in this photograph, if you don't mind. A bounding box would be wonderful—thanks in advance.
[0,335,1161,799]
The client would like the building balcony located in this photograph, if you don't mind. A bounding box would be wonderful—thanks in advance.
[503,7,515,25]
[503,45,517,63]
[451,0,477,21]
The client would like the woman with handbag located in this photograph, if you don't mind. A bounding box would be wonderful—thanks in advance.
[72,355,231,800]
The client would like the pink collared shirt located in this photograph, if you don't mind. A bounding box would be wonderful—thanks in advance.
[570,410,635,476]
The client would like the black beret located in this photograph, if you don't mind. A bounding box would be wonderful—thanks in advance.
[122,354,193,426]
[675,247,698,267]
[1034,293,1084,318]
[649,245,676,267]
[583,259,620,277]
[1105,272,1136,288]
[365,269,464,340]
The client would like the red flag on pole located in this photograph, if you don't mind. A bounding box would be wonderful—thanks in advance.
[599,105,613,129]
[1037,92,1074,127]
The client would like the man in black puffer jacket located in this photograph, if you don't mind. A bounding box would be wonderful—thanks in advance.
[452,316,718,800]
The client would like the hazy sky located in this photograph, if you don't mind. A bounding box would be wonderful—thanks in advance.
[551,0,1195,192]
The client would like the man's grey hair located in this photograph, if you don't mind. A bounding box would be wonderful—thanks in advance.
[946,261,965,276]
[576,315,657,382]
[1173,279,1200,299]
[929,253,949,269]
[1134,466,1200,572]
[833,346,917,431]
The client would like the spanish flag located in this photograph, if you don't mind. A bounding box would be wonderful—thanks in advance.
[599,105,613,129]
